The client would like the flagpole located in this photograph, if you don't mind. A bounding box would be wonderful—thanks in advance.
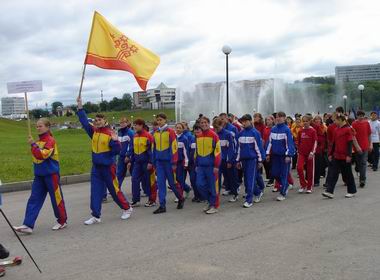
[24,92,32,136]
[77,64,87,99]
[78,11,97,99]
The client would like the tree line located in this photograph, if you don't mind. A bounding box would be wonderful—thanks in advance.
[30,93,133,119]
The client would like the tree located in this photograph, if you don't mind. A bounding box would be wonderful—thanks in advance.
[83,102,99,113]
[51,101,63,116]
[99,101,109,112]
[30,109,49,119]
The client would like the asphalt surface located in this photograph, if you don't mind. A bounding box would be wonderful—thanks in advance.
[1,169,380,280]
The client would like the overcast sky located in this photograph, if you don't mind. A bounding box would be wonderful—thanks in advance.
[0,0,379,108]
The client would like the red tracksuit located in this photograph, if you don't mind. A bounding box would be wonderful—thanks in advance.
[297,127,317,190]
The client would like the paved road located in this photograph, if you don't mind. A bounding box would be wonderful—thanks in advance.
[1,170,380,280]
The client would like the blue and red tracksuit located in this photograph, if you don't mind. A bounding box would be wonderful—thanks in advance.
[23,132,67,228]
[176,133,191,194]
[117,126,134,187]
[78,109,130,218]
[236,126,265,204]
[188,134,200,199]
[131,130,157,204]
[153,125,183,207]
[217,128,238,195]
[225,122,241,186]
[265,123,295,196]
[195,129,221,208]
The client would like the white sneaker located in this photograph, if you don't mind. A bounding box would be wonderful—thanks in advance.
[322,191,334,199]
[205,207,218,214]
[288,184,294,190]
[52,223,67,231]
[203,205,210,212]
[121,208,133,220]
[276,195,286,201]
[298,188,305,193]
[306,190,312,194]
[13,225,33,234]
[84,216,101,225]
[222,190,231,196]
[229,195,238,202]
[345,193,355,198]
[243,201,253,208]
[254,192,264,203]
[174,198,179,203]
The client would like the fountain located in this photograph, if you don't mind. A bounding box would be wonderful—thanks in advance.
[175,78,334,123]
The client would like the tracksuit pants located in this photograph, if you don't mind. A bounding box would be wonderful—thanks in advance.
[23,173,67,229]
[176,163,191,193]
[132,162,157,203]
[314,153,323,185]
[117,156,128,188]
[188,164,200,199]
[219,160,239,196]
[241,159,260,204]
[354,151,368,184]
[156,160,183,207]
[297,154,315,190]
[271,155,291,196]
[369,143,379,170]
[326,159,357,194]
[91,164,130,218]
[196,166,219,208]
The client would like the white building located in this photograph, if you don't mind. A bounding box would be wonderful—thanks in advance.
[1,97,26,118]
[132,90,149,108]
[335,63,380,84]
[133,83,176,109]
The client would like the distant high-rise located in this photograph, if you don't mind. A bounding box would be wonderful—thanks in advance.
[1,97,25,116]
[335,63,380,84]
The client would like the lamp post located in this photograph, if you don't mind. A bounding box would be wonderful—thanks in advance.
[222,45,232,114]
[358,84,364,110]
[343,95,347,113]
[328,105,333,112]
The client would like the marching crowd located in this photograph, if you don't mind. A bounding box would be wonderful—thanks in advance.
[9,98,380,234]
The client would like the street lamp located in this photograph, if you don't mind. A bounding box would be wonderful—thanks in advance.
[343,95,347,113]
[328,105,333,112]
[222,45,232,114]
[358,84,364,110]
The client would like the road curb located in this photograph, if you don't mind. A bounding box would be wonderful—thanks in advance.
[0,173,91,193]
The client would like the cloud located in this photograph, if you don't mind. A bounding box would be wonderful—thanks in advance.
[0,0,380,110]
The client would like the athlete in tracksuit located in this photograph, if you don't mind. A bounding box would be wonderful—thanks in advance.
[77,98,132,224]
[297,116,318,193]
[213,119,237,199]
[14,119,67,234]
[266,112,296,201]
[220,113,240,195]
[117,122,134,187]
[190,125,202,202]
[130,119,157,207]
[176,124,192,196]
[196,117,221,214]
[182,125,194,194]
[152,113,184,214]
[236,114,266,207]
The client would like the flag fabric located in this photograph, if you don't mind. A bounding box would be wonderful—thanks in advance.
[85,11,160,90]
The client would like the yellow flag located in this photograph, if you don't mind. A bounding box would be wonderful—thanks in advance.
[85,11,160,90]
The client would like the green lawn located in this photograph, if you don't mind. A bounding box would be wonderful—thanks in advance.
[0,118,91,183]
[0,109,174,183]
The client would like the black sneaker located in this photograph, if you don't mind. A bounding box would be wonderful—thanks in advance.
[360,182,365,188]
[192,197,201,203]
[373,168,378,171]
[153,207,166,214]
[177,199,185,209]
[0,244,9,259]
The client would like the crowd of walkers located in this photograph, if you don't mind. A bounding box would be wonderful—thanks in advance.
[9,98,380,233]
